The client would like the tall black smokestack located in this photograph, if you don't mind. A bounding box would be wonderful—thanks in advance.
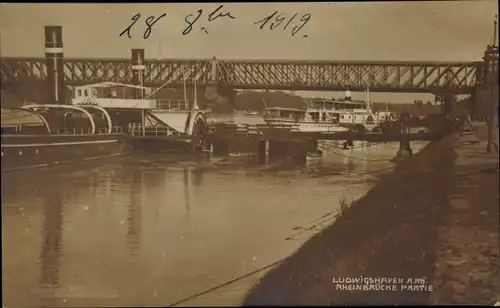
[44,26,65,104]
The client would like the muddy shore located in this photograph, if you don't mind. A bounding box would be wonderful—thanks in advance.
[244,137,457,305]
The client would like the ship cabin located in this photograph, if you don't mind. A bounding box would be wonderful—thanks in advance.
[71,82,157,109]
[307,99,336,111]
[332,100,368,113]
[71,82,192,112]
[263,107,307,123]
[264,105,342,124]
[70,82,179,133]
[376,110,397,122]
[306,98,368,112]
[305,99,342,123]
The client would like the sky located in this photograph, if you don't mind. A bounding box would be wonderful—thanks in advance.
[0,1,498,102]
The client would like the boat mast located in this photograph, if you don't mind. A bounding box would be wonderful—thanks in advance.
[262,97,269,111]
[366,84,370,111]
[183,66,188,110]
[493,14,498,46]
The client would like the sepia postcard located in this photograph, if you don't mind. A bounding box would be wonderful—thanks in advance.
[1,1,499,307]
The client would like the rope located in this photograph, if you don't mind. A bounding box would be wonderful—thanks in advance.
[167,257,290,306]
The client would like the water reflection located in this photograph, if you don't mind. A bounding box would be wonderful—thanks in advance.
[38,193,63,289]
[191,168,204,187]
[126,171,142,256]
[184,167,191,218]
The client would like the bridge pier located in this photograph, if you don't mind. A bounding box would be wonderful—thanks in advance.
[44,26,65,104]
[306,139,318,152]
[211,136,232,156]
[256,139,309,164]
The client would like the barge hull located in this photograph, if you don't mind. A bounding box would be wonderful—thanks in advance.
[1,134,131,172]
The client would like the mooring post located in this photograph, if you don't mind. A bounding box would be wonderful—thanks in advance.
[265,140,270,164]
[207,139,214,161]
[44,26,65,104]
[200,136,213,162]
[343,139,353,149]
[397,111,413,158]
[256,140,270,164]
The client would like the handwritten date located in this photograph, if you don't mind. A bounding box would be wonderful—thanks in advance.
[183,5,235,35]
[119,13,166,39]
[119,7,311,39]
[254,11,311,37]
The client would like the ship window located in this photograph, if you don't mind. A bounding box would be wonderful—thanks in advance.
[84,89,89,97]
[77,89,82,97]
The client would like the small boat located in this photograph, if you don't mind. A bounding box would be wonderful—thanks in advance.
[244,110,259,116]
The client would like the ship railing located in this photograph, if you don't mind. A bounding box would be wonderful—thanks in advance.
[111,126,124,133]
[96,126,124,134]
[257,124,300,132]
[128,124,184,137]
[156,99,190,111]
[234,124,260,135]
[213,123,299,136]
[207,123,239,135]
[323,126,350,133]
[55,128,93,135]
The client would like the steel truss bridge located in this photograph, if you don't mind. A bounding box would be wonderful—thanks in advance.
[1,57,483,94]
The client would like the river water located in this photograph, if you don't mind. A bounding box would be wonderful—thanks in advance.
[2,141,428,307]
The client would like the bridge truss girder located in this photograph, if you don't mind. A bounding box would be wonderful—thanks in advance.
[218,60,480,94]
[1,57,481,94]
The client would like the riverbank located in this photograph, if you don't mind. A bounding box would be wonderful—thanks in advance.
[244,122,499,305]
[244,135,456,305]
